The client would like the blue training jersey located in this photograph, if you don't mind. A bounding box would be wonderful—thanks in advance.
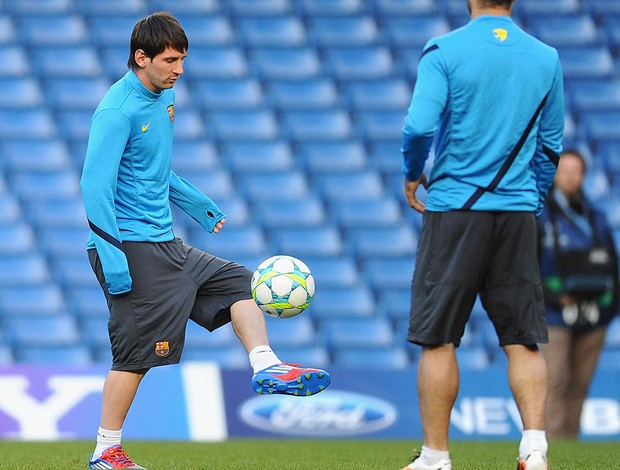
[81,70,224,295]
[402,15,565,214]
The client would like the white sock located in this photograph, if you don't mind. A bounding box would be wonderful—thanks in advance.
[519,429,548,459]
[248,345,280,373]
[93,427,122,459]
[419,445,450,465]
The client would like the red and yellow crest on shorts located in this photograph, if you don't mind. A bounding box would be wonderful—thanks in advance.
[155,341,170,357]
[167,105,175,124]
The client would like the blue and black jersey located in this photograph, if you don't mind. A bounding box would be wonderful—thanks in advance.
[402,15,565,214]
[81,70,224,295]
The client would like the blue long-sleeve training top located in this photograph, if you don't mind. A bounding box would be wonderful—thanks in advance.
[81,70,224,295]
[402,15,565,214]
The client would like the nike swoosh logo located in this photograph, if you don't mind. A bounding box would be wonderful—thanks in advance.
[141,122,151,132]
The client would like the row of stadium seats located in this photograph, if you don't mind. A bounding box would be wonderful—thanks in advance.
[1,0,620,369]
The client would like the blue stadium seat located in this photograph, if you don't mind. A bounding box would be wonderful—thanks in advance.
[87,15,143,46]
[381,16,450,49]
[264,315,316,348]
[0,254,50,286]
[269,227,343,258]
[0,45,30,77]
[182,344,249,369]
[249,47,321,79]
[15,344,93,365]
[202,196,250,228]
[0,109,56,139]
[0,223,36,256]
[208,110,278,140]
[0,345,13,365]
[190,79,264,110]
[325,47,394,81]
[0,16,16,44]
[30,46,103,78]
[56,109,96,142]
[596,349,620,370]
[172,141,219,175]
[0,194,21,225]
[513,0,579,16]
[169,110,204,140]
[38,226,90,258]
[65,286,108,318]
[100,46,131,81]
[188,226,267,259]
[308,16,378,47]
[580,111,620,144]
[297,0,363,16]
[604,317,620,349]
[175,15,232,46]
[371,0,435,16]
[333,346,410,368]
[226,0,291,16]
[525,15,599,48]
[274,346,330,369]
[222,141,293,173]
[360,258,414,290]
[367,140,404,176]
[238,16,306,46]
[395,47,423,82]
[9,169,80,202]
[184,321,235,349]
[298,141,366,173]
[320,317,394,348]
[252,197,326,228]
[314,171,384,202]
[345,79,411,110]
[310,285,375,319]
[456,346,491,370]
[568,79,620,112]
[557,47,614,80]
[300,256,360,288]
[598,143,620,178]
[602,16,620,49]
[50,255,100,290]
[266,79,338,110]
[0,77,43,108]
[44,77,110,110]
[282,109,353,141]
[17,15,89,46]
[3,140,71,173]
[356,110,408,141]
[149,0,219,15]
[0,284,66,317]
[183,47,247,79]
[4,315,80,347]
[236,171,310,201]
[185,170,235,200]
[24,198,86,229]
[590,1,620,18]
[75,0,147,16]
[347,226,417,258]
[3,0,72,14]
[331,197,401,228]
[378,289,411,322]
[78,316,110,349]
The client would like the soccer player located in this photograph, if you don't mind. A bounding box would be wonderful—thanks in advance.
[81,12,330,470]
[400,1,564,469]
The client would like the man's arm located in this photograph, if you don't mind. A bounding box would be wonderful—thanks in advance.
[169,171,226,232]
[80,108,132,295]
[531,55,565,216]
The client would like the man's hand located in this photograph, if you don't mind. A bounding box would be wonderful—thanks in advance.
[213,218,226,233]
[404,174,428,214]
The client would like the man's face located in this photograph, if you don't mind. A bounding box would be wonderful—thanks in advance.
[554,153,585,196]
[139,46,186,93]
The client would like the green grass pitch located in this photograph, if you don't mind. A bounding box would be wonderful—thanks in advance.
[0,439,618,469]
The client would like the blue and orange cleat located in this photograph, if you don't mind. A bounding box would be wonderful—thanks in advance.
[252,362,330,396]
[88,445,147,469]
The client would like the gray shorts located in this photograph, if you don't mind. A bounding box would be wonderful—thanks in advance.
[408,211,548,347]
[88,238,252,371]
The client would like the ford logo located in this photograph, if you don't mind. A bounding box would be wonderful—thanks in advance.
[238,390,397,436]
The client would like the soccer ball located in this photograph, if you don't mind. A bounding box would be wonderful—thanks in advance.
[251,255,315,318]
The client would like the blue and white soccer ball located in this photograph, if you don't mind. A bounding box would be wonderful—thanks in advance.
[251,255,315,318]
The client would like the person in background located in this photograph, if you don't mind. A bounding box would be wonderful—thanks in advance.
[399,0,565,469]
[538,148,619,440]
[81,12,329,470]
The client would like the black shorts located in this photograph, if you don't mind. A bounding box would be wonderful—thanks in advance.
[88,238,252,371]
[408,211,548,347]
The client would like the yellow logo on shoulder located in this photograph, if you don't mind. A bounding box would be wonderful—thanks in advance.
[493,28,508,42]
[141,122,151,132]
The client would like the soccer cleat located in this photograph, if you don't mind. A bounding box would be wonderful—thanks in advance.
[88,445,147,469]
[516,450,548,470]
[402,451,452,470]
[252,362,330,396]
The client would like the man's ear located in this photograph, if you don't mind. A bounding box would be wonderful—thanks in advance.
[134,49,149,69]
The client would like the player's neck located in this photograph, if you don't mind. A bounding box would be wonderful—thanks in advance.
[470,6,512,19]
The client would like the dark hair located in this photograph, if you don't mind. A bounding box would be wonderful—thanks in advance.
[478,0,516,7]
[561,148,587,174]
[127,12,188,70]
